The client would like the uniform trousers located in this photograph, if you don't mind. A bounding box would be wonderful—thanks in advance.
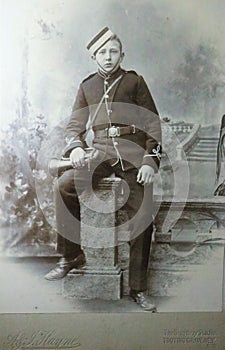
[54,158,153,292]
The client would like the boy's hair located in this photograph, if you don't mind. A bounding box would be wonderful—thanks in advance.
[110,34,123,52]
[92,35,123,57]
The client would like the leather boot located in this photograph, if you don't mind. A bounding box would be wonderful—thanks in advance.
[44,254,85,280]
[130,290,157,312]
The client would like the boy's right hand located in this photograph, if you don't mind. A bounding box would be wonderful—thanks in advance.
[70,147,86,168]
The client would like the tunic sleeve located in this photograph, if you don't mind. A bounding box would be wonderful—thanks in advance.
[136,75,162,172]
[62,84,90,156]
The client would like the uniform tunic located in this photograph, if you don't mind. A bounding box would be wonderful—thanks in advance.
[64,67,161,171]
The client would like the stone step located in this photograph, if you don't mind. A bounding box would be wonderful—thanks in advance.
[190,154,216,159]
[188,157,216,161]
[199,136,219,140]
[189,143,217,151]
[198,140,218,144]
[188,148,216,154]
[187,135,219,161]
[198,138,218,142]
[188,153,216,157]
[190,148,217,154]
[192,150,217,156]
[189,152,216,157]
[198,142,218,146]
[187,156,216,162]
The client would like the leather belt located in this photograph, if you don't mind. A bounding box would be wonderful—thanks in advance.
[95,125,136,138]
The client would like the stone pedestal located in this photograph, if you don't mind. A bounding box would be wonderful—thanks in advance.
[63,177,123,300]
[117,231,131,296]
[116,204,131,296]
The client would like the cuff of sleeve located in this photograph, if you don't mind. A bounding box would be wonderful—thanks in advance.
[141,155,160,173]
[62,140,83,157]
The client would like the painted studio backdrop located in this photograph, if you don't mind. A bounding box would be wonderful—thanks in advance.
[0,0,225,256]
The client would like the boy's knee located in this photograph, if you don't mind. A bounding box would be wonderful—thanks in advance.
[53,170,75,195]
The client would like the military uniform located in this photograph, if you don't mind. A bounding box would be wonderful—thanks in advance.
[215,115,225,195]
[54,66,162,292]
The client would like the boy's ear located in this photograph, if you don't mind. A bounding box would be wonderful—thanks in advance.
[120,52,125,61]
[91,55,96,60]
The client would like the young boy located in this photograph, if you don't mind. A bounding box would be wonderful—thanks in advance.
[45,27,162,311]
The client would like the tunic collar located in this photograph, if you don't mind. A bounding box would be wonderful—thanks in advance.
[97,66,124,81]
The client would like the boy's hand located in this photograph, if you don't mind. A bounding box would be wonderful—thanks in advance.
[137,165,154,185]
[70,147,86,168]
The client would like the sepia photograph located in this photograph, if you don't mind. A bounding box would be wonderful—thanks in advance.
[0,0,225,349]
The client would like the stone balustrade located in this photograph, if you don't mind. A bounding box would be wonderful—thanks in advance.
[148,197,225,310]
[175,124,200,160]
[169,123,194,133]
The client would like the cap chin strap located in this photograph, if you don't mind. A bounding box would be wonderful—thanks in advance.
[98,56,122,77]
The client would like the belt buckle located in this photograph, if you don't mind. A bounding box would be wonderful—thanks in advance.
[107,125,120,137]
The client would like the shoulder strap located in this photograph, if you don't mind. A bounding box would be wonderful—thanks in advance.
[88,74,124,128]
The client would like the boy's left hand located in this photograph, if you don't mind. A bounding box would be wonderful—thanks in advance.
[137,165,154,185]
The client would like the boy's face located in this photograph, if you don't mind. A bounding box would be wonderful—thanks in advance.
[94,39,123,73]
